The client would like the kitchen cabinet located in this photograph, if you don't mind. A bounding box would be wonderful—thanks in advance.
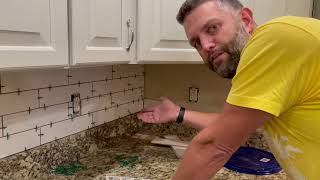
[137,0,313,63]
[71,0,136,65]
[0,0,135,70]
[0,0,69,69]
[241,0,313,25]
[0,0,314,69]
[137,0,202,64]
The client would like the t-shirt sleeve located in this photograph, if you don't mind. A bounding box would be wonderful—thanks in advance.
[227,22,312,116]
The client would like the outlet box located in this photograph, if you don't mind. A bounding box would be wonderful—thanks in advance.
[189,87,199,103]
[71,93,81,116]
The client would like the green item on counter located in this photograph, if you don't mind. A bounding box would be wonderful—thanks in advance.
[51,162,86,176]
[115,154,140,168]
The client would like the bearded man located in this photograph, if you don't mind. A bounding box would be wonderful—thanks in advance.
[138,0,320,179]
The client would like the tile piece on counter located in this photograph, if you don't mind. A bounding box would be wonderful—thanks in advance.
[103,175,150,180]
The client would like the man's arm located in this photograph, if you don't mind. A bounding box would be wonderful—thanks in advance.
[172,103,272,180]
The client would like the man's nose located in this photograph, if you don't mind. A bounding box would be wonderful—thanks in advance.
[201,38,216,52]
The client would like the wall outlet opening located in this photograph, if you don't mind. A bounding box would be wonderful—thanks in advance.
[71,93,81,116]
[188,87,199,103]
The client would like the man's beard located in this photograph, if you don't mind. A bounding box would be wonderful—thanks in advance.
[208,22,251,79]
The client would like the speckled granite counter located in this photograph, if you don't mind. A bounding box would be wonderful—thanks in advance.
[38,136,288,180]
[0,115,288,180]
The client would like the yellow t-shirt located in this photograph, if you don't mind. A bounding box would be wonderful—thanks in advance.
[227,16,320,179]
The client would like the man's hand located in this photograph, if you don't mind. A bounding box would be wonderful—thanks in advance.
[137,97,180,124]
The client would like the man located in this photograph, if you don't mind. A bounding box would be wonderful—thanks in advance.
[137,0,320,179]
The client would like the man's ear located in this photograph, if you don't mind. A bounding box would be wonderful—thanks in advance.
[239,8,255,34]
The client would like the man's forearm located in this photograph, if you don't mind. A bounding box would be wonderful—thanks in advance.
[171,125,235,180]
[182,110,222,130]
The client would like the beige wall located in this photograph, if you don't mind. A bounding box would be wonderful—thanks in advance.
[145,64,231,113]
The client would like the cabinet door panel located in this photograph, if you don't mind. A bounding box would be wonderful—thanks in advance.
[72,0,136,65]
[137,0,202,63]
[248,0,312,25]
[0,0,68,69]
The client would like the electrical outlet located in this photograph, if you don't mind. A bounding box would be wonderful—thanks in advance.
[189,87,199,103]
[71,93,81,116]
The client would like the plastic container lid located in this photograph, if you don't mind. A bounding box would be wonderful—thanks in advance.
[224,146,282,175]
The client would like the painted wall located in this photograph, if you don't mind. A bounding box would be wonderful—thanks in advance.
[144,64,231,113]
[0,65,144,159]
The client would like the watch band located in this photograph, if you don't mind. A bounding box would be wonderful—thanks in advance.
[176,107,185,124]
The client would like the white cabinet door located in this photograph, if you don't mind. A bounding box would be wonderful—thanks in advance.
[0,0,69,69]
[137,0,202,64]
[241,0,313,25]
[71,0,136,65]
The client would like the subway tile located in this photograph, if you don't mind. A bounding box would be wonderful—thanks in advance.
[129,100,144,114]
[106,78,129,94]
[128,76,144,89]
[133,88,144,101]
[92,81,107,96]
[81,95,110,116]
[3,104,68,135]
[0,91,38,116]
[0,65,144,159]
[112,90,134,105]
[1,69,68,92]
[39,84,92,107]
[93,109,116,126]
[0,130,39,159]
[40,115,91,145]
[114,103,130,119]
[68,66,112,84]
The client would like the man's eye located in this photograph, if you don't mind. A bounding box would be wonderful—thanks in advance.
[207,25,219,34]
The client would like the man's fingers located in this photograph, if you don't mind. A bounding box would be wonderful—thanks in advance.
[137,112,156,123]
[140,106,156,112]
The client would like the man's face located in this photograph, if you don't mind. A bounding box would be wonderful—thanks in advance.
[183,1,251,79]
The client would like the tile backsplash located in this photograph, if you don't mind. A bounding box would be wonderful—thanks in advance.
[0,65,144,159]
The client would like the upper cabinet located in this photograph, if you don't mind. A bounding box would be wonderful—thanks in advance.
[71,0,136,65]
[137,0,313,64]
[241,0,313,25]
[0,0,314,69]
[0,0,69,69]
[137,0,202,64]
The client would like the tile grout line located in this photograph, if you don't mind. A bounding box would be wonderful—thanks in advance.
[1,116,4,137]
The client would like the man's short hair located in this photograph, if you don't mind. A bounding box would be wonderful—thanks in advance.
[176,0,244,24]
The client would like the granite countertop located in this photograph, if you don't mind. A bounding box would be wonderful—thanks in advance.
[38,136,288,180]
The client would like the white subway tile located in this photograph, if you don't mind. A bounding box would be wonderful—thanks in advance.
[92,81,107,96]
[81,95,110,116]
[93,109,116,126]
[1,69,68,92]
[106,79,129,94]
[112,90,134,105]
[114,103,130,119]
[128,76,144,89]
[3,104,68,135]
[40,84,92,107]
[40,115,91,145]
[133,88,143,101]
[0,130,39,159]
[129,100,144,114]
[68,66,112,84]
[0,91,38,116]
